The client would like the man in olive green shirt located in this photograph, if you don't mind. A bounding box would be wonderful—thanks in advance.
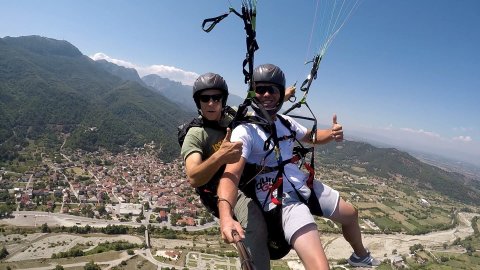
[180,72,270,269]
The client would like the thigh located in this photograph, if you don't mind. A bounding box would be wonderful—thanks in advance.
[312,179,340,217]
[291,223,329,270]
[282,202,315,244]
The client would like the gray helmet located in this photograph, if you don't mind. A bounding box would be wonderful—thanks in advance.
[253,64,286,113]
[193,72,228,108]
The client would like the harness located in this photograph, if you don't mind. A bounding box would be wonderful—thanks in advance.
[237,114,321,260]
[201,2,321,260]
[177,106,237,218]
[199,1,360,262]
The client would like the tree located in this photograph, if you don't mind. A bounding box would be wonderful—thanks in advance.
[41,223,51,233]
[84,261,101,270]
[137,225,146,234]
[0,246,9,259]
[97,205,107,215]
[409,243,424,254]
[0,204,13,218]
[54,265,65,270]
[143,201,150,210]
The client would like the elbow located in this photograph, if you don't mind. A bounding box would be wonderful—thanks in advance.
[187,176,201,188]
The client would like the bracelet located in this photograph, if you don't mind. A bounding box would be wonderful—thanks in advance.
[217,198,234,213]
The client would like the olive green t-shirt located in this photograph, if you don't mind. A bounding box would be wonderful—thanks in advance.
[181,116,232,161]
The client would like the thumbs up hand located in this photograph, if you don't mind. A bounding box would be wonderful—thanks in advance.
[219,128,243,164]
[331,114,343,142]
[224,127,232,142]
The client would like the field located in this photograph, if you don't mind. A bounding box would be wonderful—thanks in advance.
[0,210,478,269]
[1,158,479,269]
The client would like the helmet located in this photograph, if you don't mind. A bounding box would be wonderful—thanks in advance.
[193,72,229,108]
[253,64,286,113]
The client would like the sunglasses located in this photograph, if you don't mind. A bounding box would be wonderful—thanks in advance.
[199,94,223,103]
[255,85,280,95]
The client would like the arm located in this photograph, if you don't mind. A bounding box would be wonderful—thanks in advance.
[284,85,296,102]
[217,157,247,243]
[301,114,343,144]
[185,128,243,188]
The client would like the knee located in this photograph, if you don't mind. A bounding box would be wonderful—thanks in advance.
[337,202,359,225]
[351,205,359,219]
[346,204,359,222]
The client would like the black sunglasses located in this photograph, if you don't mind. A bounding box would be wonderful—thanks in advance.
[199,94,223,103]
[255,85,280,95]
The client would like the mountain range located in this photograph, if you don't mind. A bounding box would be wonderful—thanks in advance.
[0,35,478,205]
[0,35,194,161]
[316,140,480,205]
[142,73,246,112]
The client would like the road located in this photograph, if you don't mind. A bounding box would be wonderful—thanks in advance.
[2,211,478,270]
[7,251,140,270]
[319,212,479,262]
[2,211,217,231]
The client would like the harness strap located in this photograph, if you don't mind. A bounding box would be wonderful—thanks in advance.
[270,175,283,206]
[305,162,315,189]
[202,11,232,32]
[246,115,316,208]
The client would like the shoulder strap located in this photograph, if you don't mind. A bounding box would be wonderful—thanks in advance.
[179,109,237,147]
[276,114,296,140]
[177,117,203,147]
[276,114,291,129]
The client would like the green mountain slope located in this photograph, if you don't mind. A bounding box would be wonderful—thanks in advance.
[316,140,480,205]
[95,59,146,86]
[0,35,194,161]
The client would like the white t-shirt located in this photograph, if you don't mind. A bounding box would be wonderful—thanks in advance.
[231,114,310,210]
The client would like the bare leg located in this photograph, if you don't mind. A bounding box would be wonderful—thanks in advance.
[329,198,368,257]
[291,223,330,270]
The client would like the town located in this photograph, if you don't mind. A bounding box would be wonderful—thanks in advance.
[1,143,479,269]
[0,144,214,228]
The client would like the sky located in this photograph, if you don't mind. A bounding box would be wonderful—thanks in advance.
[1,0,479,167]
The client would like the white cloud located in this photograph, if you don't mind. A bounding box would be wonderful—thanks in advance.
[399,127,441,138]
[137,65,198,86]
[453,126,474,132]
[379,124,394,130]
[452,135,472,142]
[90,53,199,86]
[91,53,136,69]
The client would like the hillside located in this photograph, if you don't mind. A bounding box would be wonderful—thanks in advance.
[142,74,196,111]
[316,140,480,205]
[142,74,247,112]
[95,59,146,87]
[0,35,194,162]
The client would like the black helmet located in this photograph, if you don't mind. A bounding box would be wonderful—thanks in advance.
[253,64,286,113]
[193,72,229,108]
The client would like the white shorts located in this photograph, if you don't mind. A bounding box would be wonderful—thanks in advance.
[281,180,340,244]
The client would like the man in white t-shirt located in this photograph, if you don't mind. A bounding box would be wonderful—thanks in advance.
[217,64,380,269]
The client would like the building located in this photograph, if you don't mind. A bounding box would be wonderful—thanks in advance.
[118,203,143,216]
